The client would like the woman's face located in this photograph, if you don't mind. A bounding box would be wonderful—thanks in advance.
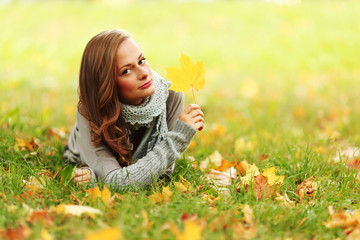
[116,38,155,105]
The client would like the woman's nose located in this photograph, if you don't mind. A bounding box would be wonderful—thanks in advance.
[138,67,149,80]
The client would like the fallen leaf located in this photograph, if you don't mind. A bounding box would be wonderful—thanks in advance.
[240,164,260,185]
[253,173,280,200]
[262,167,285,185]
[296,176,317,202]
[210,123,226,137]
[177,220,202,240]
[275,193,296,208]
[234,160,249,176]
[141,210,153,230]
[161,222,180,235]
[86,185,112,206]
[53,204,102,217]
[214,159,232,172]
[46,127,67,139]
[14,137,39,152]
[27,209,53,227]
[232,204,257,239]
[0,223,31,240]
[40,228,53,240]
[346,158,360,174]
[202,194,220,204]
[149,186,173,204]
[200,151,223,169]
[323,205,360,238]
[166,52,206,93]
[85,228,122,240]
[234,137,256,155]
[174,182,188,193]
[206,169,232,186]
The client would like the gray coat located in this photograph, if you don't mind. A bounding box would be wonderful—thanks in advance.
[64,90,196,189]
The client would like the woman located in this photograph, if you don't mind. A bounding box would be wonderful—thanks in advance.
[64,29,204,189]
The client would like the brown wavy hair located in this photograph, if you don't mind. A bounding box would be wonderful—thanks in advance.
[78,29,132,166]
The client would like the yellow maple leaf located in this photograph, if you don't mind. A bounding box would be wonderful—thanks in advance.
[174,182,188,192]
[240,164,260,185]
[85,228,123,240]
[262,167,285,186]
[149,186,173,204]
[166,53,206,101]
[86,186,112,206]
[177,220,202,240]
[162,186,173,202]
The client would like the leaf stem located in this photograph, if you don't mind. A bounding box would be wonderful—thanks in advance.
[191,86,197,104]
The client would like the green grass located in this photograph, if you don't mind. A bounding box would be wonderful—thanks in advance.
[1,0,360,239]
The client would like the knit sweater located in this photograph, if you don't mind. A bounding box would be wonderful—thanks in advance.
[64,90,196,189]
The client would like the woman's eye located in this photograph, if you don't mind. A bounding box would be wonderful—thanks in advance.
[139,58,146,65]
[122,69,130,75]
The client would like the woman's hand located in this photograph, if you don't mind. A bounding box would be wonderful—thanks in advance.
[179,104,204,131]
[73,168,92,185]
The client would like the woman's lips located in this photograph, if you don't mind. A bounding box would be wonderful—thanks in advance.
[139,80,153,89]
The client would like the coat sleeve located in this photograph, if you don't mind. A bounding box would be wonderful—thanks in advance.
[70,110,196,189]
[166,90,185,131]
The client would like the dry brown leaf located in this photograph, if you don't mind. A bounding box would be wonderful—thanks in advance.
[323,205,360,238]
[275,193,296,208]
[296,176,317,202]
[253,173,280,200]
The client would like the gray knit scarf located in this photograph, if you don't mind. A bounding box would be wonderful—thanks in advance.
[121,71,170,153]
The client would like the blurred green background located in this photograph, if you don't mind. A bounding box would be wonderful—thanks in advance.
[1,0,359,157]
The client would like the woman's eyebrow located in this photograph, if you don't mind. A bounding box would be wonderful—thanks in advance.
[119,53,144,69]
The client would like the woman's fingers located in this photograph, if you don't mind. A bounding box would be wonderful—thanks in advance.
[179,104,205,131]
[183,104,201,114]
[73,169,91,184]
[188,109,204,118]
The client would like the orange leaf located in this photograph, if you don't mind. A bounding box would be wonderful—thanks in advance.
[253,173,280,200]
[14,137,39,152]
[346,158,360,172]
[0,223,31,240]
[234,160,249,176]
[27,210,53,227]
[214,159,232,172]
